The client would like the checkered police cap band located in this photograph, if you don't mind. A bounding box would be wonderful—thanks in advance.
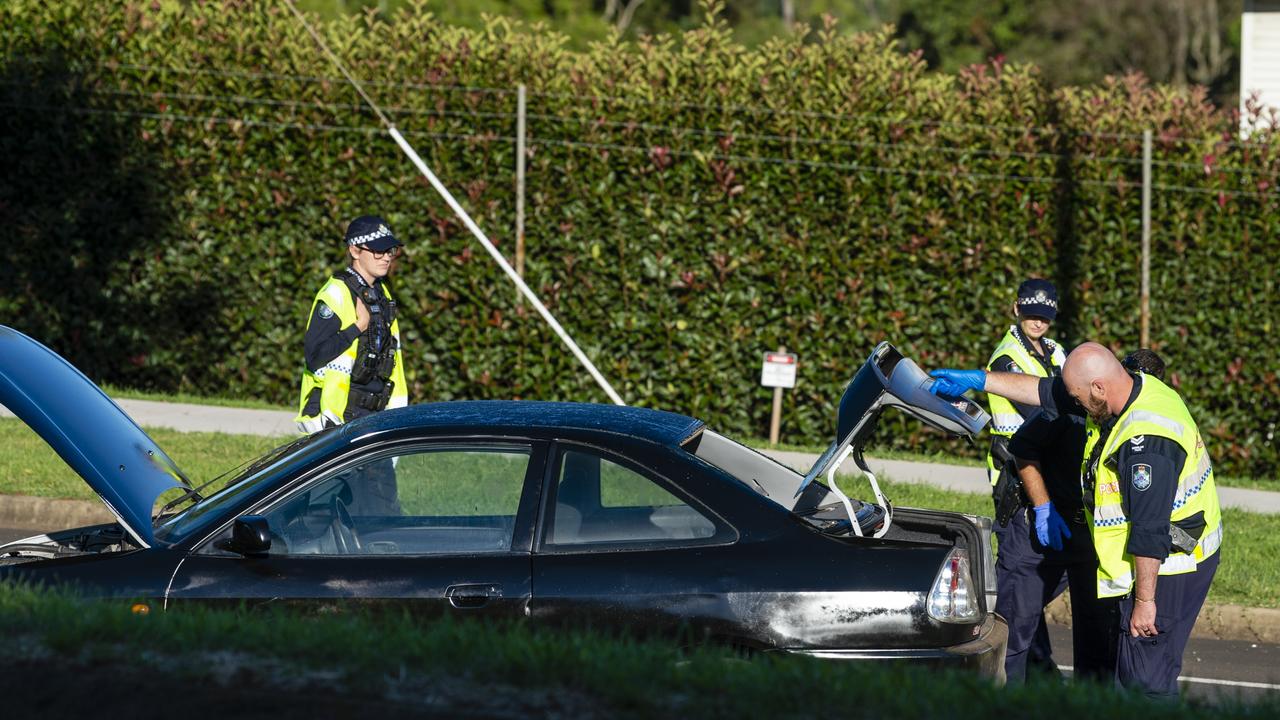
[347,224,394,246]
[1017,292,1059,310]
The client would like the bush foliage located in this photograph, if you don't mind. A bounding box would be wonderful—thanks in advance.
[1,1,1276,476]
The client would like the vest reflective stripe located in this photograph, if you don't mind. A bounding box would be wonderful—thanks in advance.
[1158,522,1222,575]
[1093,502,1127,525]
[991,413,1025,435]
[1085,374,1223,598]
[1099,574,1133,597]
[1157,520,1223,571]
[985,326,1063,484]
[295,275,408,433]
[1173,452,1213,512]
[1115,409,1187,440]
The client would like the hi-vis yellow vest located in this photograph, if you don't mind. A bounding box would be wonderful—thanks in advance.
[1084,374,1223,599]
[984,326,1065,484]
[295,276,407,434]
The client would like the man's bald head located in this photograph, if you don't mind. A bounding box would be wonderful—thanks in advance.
[1063,342,1133,423]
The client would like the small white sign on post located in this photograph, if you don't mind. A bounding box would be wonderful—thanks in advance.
[760,351,798,389]
[762,349,797,447]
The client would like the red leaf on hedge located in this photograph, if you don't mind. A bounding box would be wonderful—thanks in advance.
[1227,356,1244,382]
[649,145,672,171]
[1217,192,1228,208]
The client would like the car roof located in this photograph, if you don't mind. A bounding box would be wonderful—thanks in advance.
[347,400,706,448]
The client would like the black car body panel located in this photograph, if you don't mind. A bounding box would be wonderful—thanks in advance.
[0,327,1006,678]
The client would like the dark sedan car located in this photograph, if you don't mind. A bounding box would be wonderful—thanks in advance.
[0,327,1006,678]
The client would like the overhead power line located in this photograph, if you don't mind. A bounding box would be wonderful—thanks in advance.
[15,57,1277,151]
[4,96,1276,200]
[10,78,1278,177]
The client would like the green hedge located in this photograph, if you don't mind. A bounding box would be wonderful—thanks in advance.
[1,1,1277,477]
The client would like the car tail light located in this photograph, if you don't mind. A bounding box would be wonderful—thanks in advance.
[927,548,980,623]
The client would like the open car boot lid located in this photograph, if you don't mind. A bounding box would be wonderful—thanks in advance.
[793,342,990,537]
[0,326,190,547]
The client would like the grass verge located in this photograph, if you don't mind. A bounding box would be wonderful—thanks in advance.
[0,417,282,500]
[0,582,1275,718]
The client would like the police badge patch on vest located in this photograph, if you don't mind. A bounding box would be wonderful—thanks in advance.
[318,303,334,320]
[1131,463,1153,492]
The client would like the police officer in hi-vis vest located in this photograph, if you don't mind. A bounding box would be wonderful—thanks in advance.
[1001,350,1167,684]
[984,279,1069,682]
[930,344,1222,698]
[295,215,409,515]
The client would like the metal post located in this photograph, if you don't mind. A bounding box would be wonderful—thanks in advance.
[1141,129,1152,348]
[515,84,526,290]
[769,345,785,446]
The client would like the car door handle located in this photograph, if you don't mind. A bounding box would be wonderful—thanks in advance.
[445,583,502,609]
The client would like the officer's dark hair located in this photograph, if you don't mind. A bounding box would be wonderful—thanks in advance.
[1122,348,1166,380]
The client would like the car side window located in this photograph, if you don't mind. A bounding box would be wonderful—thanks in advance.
[546,448,719,548]
[209,445,531,556]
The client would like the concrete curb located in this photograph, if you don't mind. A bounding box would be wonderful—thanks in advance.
[0,494,113,532]
[1044,592,1280,645]
[2,492,1275,645]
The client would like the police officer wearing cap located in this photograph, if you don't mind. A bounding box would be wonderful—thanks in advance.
[296,215,408,434]
[984,278,1068,682]
[930,345,1222,698]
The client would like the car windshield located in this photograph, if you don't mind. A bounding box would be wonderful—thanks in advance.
[151,431,323,544]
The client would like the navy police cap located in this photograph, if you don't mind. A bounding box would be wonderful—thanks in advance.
[1016,278,1058,320]
[345,215,402,252]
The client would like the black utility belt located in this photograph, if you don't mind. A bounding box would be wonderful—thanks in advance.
[349,382,394,412]
[351,344,397,385]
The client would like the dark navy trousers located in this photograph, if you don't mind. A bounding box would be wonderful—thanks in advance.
[1116,551,1220,699]
[994,506,1067,682]
[995,507,1116,683]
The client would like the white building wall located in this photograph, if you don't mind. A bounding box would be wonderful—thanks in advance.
[1242,0,1280,130]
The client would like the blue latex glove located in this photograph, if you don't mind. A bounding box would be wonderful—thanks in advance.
[928,369,987,399]
[1032,501,1072,551]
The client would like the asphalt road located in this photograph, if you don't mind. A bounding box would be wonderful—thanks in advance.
[2,526,1276,704]
[1040,620,1280,703]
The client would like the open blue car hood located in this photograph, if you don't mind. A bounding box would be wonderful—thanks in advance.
[0,326,188,547]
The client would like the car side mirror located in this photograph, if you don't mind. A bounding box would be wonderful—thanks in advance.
[214,515,272,557]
